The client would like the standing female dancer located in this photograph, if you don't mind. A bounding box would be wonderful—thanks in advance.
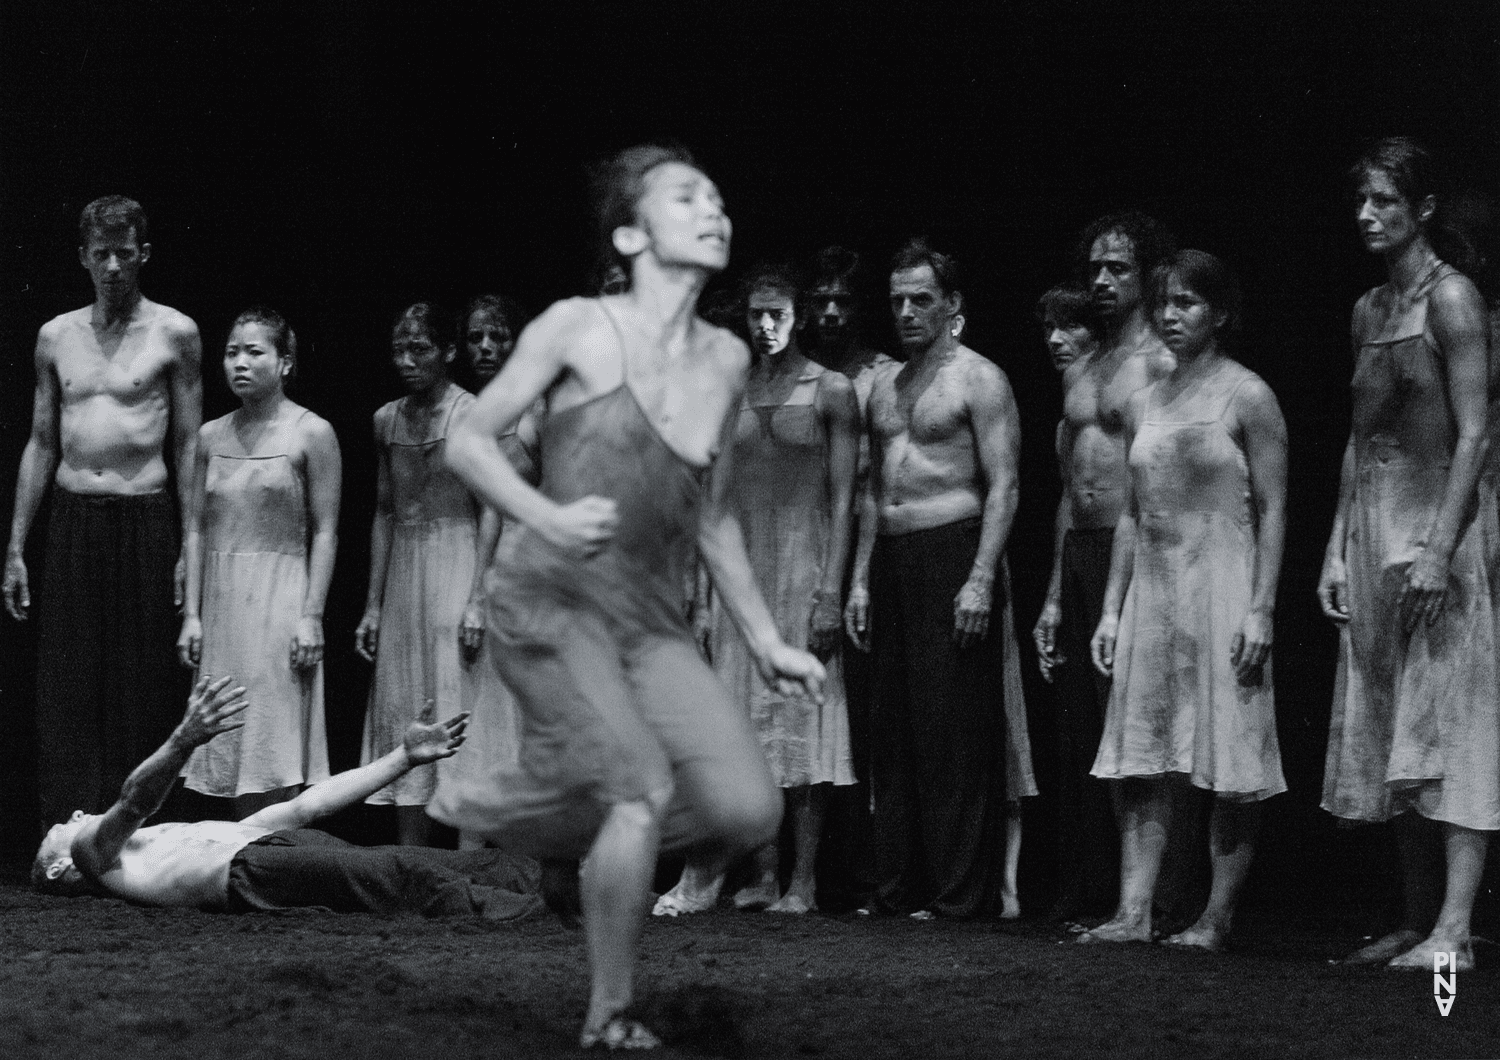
[653,264,859,917]
[177,307,340,819]
[356,303,497,846]
[1087,251,1288,950]
[430,143,824,1049]
[436,294,542,851]
[1318,137,1495,970]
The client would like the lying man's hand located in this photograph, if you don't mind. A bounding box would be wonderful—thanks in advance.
[403,711,470,765]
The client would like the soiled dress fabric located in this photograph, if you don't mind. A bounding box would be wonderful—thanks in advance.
[428,301,777,857]
[183,411,330,796]
[361,383,484,806]
[710,364,854,787]
[432,427,537,809]
[1092,364,1286,801]
[1322,267,1500,831]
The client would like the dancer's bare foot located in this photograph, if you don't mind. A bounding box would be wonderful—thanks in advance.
[1163,919,1229,952]
[768,891,815,914]
[580,1014,662,1051]
[1000,889,1021,920]
[651,883,717,917]
[1076,916,1152,944]
[732,880,780,912]
[1340,928,1424,965]
[1387,932,1475,971]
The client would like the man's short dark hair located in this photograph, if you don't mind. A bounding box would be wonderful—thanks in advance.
[1075,212,1176,284]
[79,195,148,246]
[890,237,960,298]
[1035,284,1101,339]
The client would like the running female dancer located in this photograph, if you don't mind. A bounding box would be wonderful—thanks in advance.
[430,143,825,1049]
[1087,251,1288,950]
[177,307,339,819]
[1319,137,1495,971]
[356,304,496,847]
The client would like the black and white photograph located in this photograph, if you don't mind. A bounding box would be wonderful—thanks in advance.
[1,2,1498,1057]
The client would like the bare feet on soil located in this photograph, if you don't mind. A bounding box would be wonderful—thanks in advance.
[1340,928,1424,965]
[1387,932,1474,971]
[1163,920,1229,952]
[651,884,717,917]
[579,1015,662,1051]
[768,892,815,914]
[1076,917,1152,944]
[732,881,779,912]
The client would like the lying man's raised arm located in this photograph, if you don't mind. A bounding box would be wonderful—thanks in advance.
[72,675,248,879]
[244,712,469,833]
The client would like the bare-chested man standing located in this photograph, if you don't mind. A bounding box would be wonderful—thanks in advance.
[844,238,1020,919]
[5,196,202,830]
[1032,213,1175,924]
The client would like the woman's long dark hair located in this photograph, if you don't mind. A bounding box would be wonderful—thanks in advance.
[1351,136,1484,279]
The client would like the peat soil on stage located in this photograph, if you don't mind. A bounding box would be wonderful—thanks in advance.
[2,870,1495,1060]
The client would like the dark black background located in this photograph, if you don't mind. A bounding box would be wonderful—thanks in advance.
[2,1,1497,915]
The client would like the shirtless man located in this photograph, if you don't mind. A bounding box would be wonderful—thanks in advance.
[5,196,202,830]
[844,238,1020,919]
[1031,214,1175,924]
[33,675,540,920]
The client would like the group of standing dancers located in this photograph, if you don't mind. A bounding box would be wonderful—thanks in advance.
[14,134,1498,1049]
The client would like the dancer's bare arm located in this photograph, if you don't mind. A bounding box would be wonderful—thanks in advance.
[446,301,618,556]
[955,357,1021,647]
[247,714,468,832]
[812,372,859,659]
[1398,275,1490,630]
[167,316,204,608]
[355,410,394,662]
[1231,378,1288,680]
[1034,417,1075,680]
[1090,393,1144,677]
[293,415,341,671]
[72,675,248,878]
[4,327,62,621]
[176,426,213,666]
[701,407,826,701]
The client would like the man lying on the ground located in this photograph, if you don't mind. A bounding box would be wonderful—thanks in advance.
[33,675,541,920]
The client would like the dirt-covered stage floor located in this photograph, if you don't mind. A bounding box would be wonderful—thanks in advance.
[3,870,1495,1060]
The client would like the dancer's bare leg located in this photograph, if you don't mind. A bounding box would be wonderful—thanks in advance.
[1000,799,1023,920]
[1166,797,1259,951]
[1389,823,1489,971]
[734,841,780,911]
[1079,777,1171,943]
[769,784,825,913]
[396,804,434,846]
[580,798,664,1049]
[1344,811,1441,963]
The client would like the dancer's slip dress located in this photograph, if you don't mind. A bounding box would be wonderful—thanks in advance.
[428,301,775,858]
[183,411,329,797]
[433,423,537,808]
[1092,362,1286,801]
[360,383,488,806]
[1322,266,1500,830]
[709,363,854,787]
